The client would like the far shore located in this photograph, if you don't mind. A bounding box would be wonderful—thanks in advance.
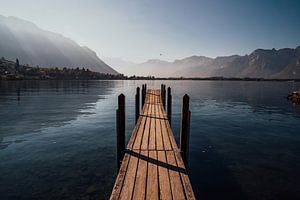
[1,76,300,82]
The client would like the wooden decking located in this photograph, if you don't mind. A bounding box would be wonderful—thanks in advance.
[110,89,195,200]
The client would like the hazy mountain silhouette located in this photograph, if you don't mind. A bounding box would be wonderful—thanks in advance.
[114,47,300,78]
[214,47,300,79]
[114,55,239,77]
[103,57,137,74]
[1,15,299,78]
[0,15,118,74]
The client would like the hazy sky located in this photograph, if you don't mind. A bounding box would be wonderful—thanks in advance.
[0,0,299,62]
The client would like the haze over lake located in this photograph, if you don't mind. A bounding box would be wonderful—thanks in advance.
[1,80,300,200]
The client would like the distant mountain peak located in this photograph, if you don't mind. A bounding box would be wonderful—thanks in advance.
[144,59,170,64]
[0,15,118,74]
[184,55,211,60]
[1,15,39,30]
[116,46,300,78]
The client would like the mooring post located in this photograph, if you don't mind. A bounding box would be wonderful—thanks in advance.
[135,87,140,124]
[161,84,163,99]
[144,84,147,104]
[162,84,166,109]
[142,84,145,108]
[164,85,167,110]
[116,94,125,170]
[144,84,147,103]
[180,94,191,167]
[167,87,172,126]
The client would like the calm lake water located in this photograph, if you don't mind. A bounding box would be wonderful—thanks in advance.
[1,80,300,200]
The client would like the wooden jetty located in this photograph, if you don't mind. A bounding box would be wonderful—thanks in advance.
[110,85,195,200]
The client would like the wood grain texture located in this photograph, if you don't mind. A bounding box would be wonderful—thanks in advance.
[110,89,195,200]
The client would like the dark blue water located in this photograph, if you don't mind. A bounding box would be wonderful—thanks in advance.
[0,80,300,200]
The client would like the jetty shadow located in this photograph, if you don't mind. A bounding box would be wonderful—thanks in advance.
[139,114,168,120]
[146,92,160,96]
[125,149,187,175]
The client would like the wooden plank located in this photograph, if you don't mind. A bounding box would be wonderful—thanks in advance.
[141,93,152,150]
[148,89,153,104]
[157,151,173,200]
[119,150,139,200]
[110,152,131,200]
[166,151,186,200]
[146,89,150,104]
[148,101,156,150]
[127,102,149,149]
[155,104,164,151]
[145,89,152,115]
[174,151,196,200]
[157,98,172,151]
[156,90,161,106]
[157,90,161,103]
[159,102,178,151]
[161,122,173,151]
[132,150,149,200]
[143,89,150,110]
[141,117,150,150]
[159,100,175,151]
[165,121,179,150]
[133,116,147,149]
[146,150,159,200]
[154,92,165,151]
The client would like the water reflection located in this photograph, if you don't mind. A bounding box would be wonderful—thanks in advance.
[0,80,122,200]
[0,80,300,200]
[0,80,117,140]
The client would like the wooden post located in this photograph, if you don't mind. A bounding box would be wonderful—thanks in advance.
[167,87,172,126]
[161,84,163,100]
[180,94,191,166]
[144,84,147,106]
[135,87,140,124]
[142,84,145,108]
[116,94,125,170]
[162,84,166,109]
[161,84,164,103]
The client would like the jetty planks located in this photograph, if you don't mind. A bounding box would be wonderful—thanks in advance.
[110,89,196,200]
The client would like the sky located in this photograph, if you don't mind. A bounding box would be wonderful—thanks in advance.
[0,0,299,63]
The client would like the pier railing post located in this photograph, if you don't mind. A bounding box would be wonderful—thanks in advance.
[142,84,147,108]
[161,84,163,99]
[167,87,172,126]
[180,94,191,167]
[144,84,147,105]
[142,84,145,108]
[163,85,166,109]
[161,84,166,110]
[116,94,125,170]
[135,87,140,124]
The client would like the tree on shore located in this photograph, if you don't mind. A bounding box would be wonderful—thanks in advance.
[15,58,20,71]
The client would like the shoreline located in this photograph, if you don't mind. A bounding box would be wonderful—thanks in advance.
[1,78,300,82]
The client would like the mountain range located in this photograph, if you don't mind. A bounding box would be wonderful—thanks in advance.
[0,15,118,74]
[106,47,300,79]
[1,15,299,79]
